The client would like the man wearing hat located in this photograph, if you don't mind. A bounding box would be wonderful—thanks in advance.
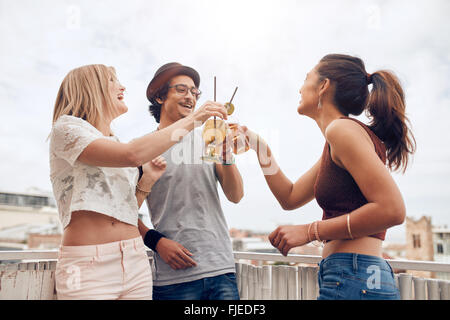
[144,63,243,300]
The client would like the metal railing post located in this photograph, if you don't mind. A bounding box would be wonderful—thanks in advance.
[427,279,440,300]
[41,261,57,300]
[439,281,450,300]
[412,277,426,300]
[240,263,248,300]
[254,267,262,300]
[287,266,298,300]
[235,262,241,297]
[261,265,272,300]
[302,266,318,300]
[398,273,413,300]
[278,265,288,300]
[27,262,44,300]
[271,266,279,299]
[248,265,255,300]
[297,267,303,300]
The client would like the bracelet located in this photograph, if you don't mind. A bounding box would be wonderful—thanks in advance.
[310,221,323,248]
[314,221,322,242]
[307,223,313,243]
[347,213,354,240]
[136,182,151,194]
[221,153,235,165]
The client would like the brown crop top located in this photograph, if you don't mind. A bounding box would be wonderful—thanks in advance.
[314,117,387,241]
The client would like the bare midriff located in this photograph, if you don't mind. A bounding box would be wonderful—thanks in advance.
[322,236,383,259]
[62,210,140,246]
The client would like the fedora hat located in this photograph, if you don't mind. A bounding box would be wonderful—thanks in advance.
[146,62,200,101]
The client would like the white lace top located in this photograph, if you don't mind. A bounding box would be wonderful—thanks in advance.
[49,115,139,229]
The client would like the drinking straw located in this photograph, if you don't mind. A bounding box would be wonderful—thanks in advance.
[214,76,216,128]
[229,86,238,103]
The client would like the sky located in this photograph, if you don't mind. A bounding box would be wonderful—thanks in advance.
[1,0,449,244]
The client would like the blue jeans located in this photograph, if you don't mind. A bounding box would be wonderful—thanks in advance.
[153,273,240,300]
[317,253,400,300]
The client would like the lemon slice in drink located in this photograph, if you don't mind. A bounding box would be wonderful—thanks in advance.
[202,119,227,144]
[225,102,234,115]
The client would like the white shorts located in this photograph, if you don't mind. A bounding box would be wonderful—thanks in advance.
[55,236,152,300]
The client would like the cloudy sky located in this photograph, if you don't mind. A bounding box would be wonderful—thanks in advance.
[1,0,449,243]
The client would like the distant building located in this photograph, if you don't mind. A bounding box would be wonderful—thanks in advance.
[230,228,322,266]
[405,216,434,278]
[232,237,278,254]
[28,233,62,250]
[433,227,450,280]
[0,190,58,230]
[0,190,60,250]
[405,216,450,280]
[0,190,151,251]
[289,244,322,257]
[0,190,56,207]
[230,228,250,239]
[382,243,407,260]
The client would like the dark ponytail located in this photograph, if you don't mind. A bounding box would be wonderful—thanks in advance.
[317,54,416,173]
[366,70,416,173]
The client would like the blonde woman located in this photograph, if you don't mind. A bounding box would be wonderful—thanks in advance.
[50,64,227,299]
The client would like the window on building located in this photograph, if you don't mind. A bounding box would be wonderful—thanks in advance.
[0,192,49,208]
[412,234,421,248]
[436,244,444,254]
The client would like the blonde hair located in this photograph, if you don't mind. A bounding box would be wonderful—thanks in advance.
[52,64,118,128]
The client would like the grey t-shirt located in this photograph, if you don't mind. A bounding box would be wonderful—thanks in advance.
[146,129,235,286]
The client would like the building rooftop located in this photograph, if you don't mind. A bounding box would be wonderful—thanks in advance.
[0,190,56,208]
[0,223,61,243]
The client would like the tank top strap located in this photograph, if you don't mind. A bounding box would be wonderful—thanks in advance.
[339,116,386,164]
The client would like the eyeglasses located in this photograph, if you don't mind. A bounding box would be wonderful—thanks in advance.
[168,84,202,99]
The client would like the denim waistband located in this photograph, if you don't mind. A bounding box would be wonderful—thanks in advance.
[58,236,145,258]
[319,252,393,273]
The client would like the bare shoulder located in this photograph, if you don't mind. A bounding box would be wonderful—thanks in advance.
[325,118,372,148]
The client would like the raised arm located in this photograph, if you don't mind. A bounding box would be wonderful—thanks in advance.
[215,163,244,203]
[243,127,320,210]
[269,119,406,255]
[78,101,228,167]
[214,133,244,203]
[135,156,167,208]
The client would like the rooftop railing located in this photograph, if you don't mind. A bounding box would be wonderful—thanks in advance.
[1,250,449,300]
[234,252,450,300]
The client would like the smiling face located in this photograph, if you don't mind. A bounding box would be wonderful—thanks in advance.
[159,74,197,124]
[297,65,323,117]
[107,71,127,119]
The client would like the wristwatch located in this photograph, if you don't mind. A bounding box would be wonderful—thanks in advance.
[221,153,235,165]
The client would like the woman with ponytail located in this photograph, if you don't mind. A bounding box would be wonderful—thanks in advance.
[241,54,415,299]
